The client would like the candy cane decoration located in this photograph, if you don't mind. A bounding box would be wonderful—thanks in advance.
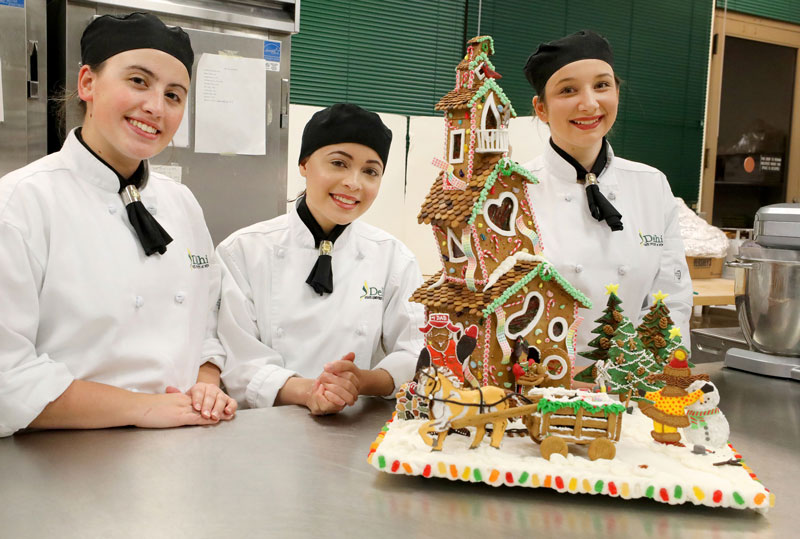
[494,307,513,364]
[482,316,492,386]
[508,237,522,256]
[518,194,532,217]
[472,227,489,282]
[546,298,555,321]
[484,250,498,263]
[490,233,500,253]
[467,104,477,179]
[516,214,541,255]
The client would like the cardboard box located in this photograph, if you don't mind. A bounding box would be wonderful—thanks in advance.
[686,256,724,279]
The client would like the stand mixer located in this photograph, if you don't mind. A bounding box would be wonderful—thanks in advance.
[724,203,800,380]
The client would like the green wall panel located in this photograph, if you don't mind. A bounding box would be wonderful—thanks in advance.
[717,0,800,25]
[290,0,467,116]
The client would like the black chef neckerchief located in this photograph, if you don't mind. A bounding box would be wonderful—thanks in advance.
[296,196,348,296]
[550,138,623,231]
[76,128,173,255]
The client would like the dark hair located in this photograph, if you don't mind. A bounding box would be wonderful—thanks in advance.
[52,60,106,132]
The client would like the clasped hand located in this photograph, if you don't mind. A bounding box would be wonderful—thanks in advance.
[307,352,362,415]
[166,382,237,422]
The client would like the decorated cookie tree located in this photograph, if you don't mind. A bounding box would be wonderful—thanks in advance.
[574,283,624,383]
[411,37,592,390]
[605,317,663,403]
[636,291,683,365]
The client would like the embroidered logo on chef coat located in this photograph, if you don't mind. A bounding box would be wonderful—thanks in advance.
[360,281,384,301]
[187,249,210,269]
[639,230,664,247]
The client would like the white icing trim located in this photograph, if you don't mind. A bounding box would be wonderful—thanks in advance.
[540,353,569,381]
[427,272,446,290]
[482,191,518,237]
[548,317,568,342]
[449,128,465,164]
[505,291,543,340]
[481,92,500,130]
[446,228,467,262]
[483,252,549,291]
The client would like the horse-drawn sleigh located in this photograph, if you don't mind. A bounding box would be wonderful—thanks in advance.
[414,365,624,461]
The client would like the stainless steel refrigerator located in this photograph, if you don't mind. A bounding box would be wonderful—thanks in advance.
[47,0,297,244]
[0,0,47,176]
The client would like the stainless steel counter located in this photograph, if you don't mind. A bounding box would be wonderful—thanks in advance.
[1,363,796,538]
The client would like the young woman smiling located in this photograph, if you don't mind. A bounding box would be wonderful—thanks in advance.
[521,30,693,363]
[0,12,235,436]
[217,104,425,415]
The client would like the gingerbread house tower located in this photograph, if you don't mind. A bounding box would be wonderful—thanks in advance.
[411,36,592,390]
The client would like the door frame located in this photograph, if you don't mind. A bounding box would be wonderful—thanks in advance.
[700,10,800,221]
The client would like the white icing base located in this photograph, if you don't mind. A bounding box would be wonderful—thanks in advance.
[369,407,772,513]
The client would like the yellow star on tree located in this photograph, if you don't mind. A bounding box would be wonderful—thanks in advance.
[669,326,682,339]
[605,283,620,295]
[653,290,669,302]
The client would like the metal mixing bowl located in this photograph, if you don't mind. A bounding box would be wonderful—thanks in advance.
[730,241,800,357]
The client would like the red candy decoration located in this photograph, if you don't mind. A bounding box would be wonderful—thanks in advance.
[423,464,432,478]
[505,472,514,483]
[659,488,669,502]
[608,482,617,495]
[555,476,564,489]
[713,490,723,503]
[391,460,400,473]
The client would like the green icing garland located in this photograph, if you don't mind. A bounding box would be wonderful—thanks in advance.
[472,35,495,54]
[468,52,496,72]
[481,261,593,317]
[536,397,625,417]
[467,158,538,226]
[468,80,517,117]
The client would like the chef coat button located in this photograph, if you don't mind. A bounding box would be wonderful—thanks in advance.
[608,192,616,200]
[134,296,144,308]
[356,251,365,260]
[574,264,584,273]
[275,248,284,259]
[276,327,284,338]
[175,292,185,304]
[618,265,629,276]
[564,194,573,202]
[108,205,117,214]
[356,327,365,336]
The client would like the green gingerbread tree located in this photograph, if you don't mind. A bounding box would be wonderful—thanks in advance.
[574,283,624,383]
[636,291,685,367]
[604,316,664,402]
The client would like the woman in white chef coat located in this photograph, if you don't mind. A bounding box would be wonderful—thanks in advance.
[521,30,692,353]
[217,104,425,415]
[0,12,236,437]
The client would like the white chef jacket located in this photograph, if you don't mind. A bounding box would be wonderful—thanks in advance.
[523,143,692,358]
[0,130,224,437]
[217,206,425,409]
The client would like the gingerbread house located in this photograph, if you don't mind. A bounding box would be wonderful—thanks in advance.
[411,36,592,390]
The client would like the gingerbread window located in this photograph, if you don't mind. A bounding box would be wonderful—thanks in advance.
[505,291,543,340]
[449,128,465,164]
